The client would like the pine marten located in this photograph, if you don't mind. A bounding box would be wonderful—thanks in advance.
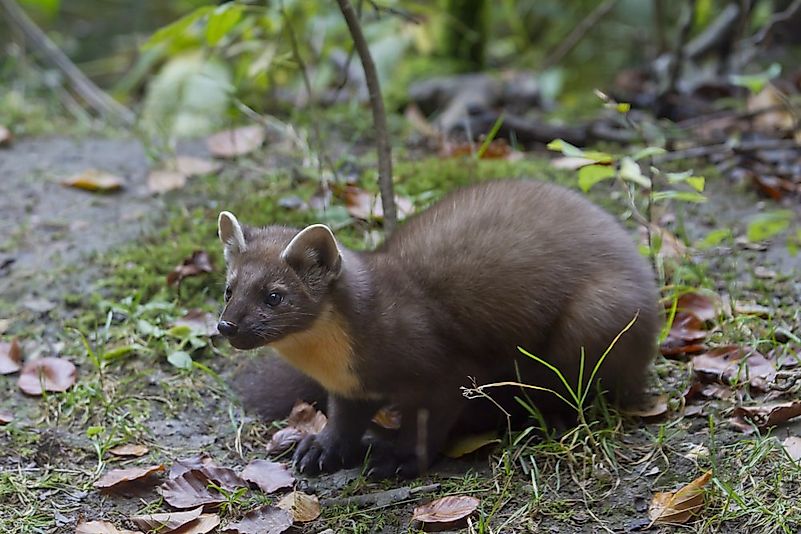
[217,179,659,479]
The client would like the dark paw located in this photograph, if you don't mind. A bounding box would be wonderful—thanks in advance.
[366,444,421,480]
[293,431,363,475]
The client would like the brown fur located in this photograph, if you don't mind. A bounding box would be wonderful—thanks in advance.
[218,179,660,479]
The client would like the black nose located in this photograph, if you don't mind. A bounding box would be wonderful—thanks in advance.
[217,321,238,337]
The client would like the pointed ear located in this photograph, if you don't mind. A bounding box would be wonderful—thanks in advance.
[281,224,342,280]
[218,211,247,257]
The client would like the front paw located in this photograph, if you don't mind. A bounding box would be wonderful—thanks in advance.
[366,443,421,480]
[293,430,364,475]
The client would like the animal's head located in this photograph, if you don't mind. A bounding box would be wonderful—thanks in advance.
[216,211,343,350]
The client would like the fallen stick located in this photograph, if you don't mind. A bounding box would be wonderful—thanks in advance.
[321,483,440,508]
[0,0,135,125]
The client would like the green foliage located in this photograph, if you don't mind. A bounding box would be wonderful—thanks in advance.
[746,210,794,242]
[730,63,782,94]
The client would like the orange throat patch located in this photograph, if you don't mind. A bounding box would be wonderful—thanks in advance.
[270,306,361,398]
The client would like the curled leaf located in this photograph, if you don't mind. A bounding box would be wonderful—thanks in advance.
[241,460,294,494]
[0,338,22,374]
[94,465,165,490]
[160,470,225,509]
[277,491,321,522]
[732,400,801,432]
[674,292,721,323]
[0,410,13,425]
[75,520,142,534]
[413,495,480,526]
[130,506,202,531]
[648,471,711,525]
[109,444,149,458]
[266,401,326,454]
[660,312,707,357]
[167,250,213,286]
[372,406,401,430]
[621,394,669,419]
[171,514,220,534]
[62,169,124,192]
[17,357,76,395]
[691,345,775,390]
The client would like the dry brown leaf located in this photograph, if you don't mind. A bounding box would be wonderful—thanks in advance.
[94,464,165,490]
[748,84,794,133]
[0,125,12,147]
[648,471,711,525]
[340,185,414,222]
[750,173,792,201]
[17,357,76,396]
[732,400,801,431]
[171,156,222,176]
[0,410,13,425]
[782,436,801,461]
[443,432,501,458]
[660,312,707,357]
[277,491,321,522]
[174,310,219,338]
[169,455,214,479]
[160,470,225,509]
[264,427,304,455]
[147,170,188,194]
[206,125,265,158]
[0,338,22,374]
[645,225,687,261]
[413,495,480,526]
[221,505,292,534]
[266,402,327,454]
[372,406,401,430]
[691,345,775,390]
[171,514,221,534]
[622,394,669,419]
[130,506,202,532]
[75,520,142,534]
[241,460,294,494]
[109,444,149,458]
[167,250,213,287]
[62,169,125,192]
[674,292,721,323]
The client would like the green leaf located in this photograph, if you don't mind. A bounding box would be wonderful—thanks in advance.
[632,146,667,161]
[619,157,651,188]
[615,102,631,113]
[86,426,104,439]
[665,171,705,191]
[729,63,782,94]
[206,4,244,46]
[167,325,193,339]
[145,7,213,49]
[547,139,585,158]
[695,228,732,250]
[652,190,707,203]
[102,345,136,362]
[168,351,193,370]
[578,165,616,192]
[747,210,794,242]
[686,176,705,192]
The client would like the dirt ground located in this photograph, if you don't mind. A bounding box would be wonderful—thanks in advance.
[1,133,801,533]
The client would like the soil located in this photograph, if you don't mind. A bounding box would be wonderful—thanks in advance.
[1,134,800,533]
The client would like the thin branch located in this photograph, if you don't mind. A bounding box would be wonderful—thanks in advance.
[745,0,801,48]
[663,0,697,96]
[335,0,397,234]
[541,0,620,70]
[0,0,135,125]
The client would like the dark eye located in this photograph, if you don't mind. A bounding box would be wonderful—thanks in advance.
[266,291,283,307]
[224,285,232,301]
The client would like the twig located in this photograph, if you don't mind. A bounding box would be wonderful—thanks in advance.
[0,0,135,125]
[320,483,440,508]
[335,0,397,234]
[654,138,801,163]
[745,0,801,48]
[541,0,620,70]
[663,0,697,96]
[366,0,422,24]
[684,3,741,60]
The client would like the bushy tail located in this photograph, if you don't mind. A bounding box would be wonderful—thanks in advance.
[230,352,328,421]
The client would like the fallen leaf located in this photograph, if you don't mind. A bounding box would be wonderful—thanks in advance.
[277,491,321,522]
[0,338,22,374]
[109,444,149,458]
[0,410,13,425]
[733,301,772,318]
[444,432,501,458]
[660,312,707,357]
[732,400,801,431]
[266,402,327,454]
[673,292,721,323]
[61,169,124,192]
[174,309,219,338]
[171,514,221,534]
[171,156,222,176]
[147,170,188,194]
[339,185,414,222]
[75,520,142,534]
[644,225,687,261]
[622,394,669,419]
[241,460,294,494]
[167,250,213,286]
[264,427,304,455]
[0,125,12,147]
[221,505,292,534]
[372,406,401,430]
[782,436,801,461]
[750,173,791,201]
[648,471,711,525]
[748,84,794,133]
[94,464,165,490]
[130,507,202,532]
[206,125,265,158]
[691,345,775,390]
[169,455,214,479]
[17,357,77,395]
[160,470,225,509]
[413,495,480,527]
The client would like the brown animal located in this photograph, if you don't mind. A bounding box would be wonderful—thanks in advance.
[217,179,659,479]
